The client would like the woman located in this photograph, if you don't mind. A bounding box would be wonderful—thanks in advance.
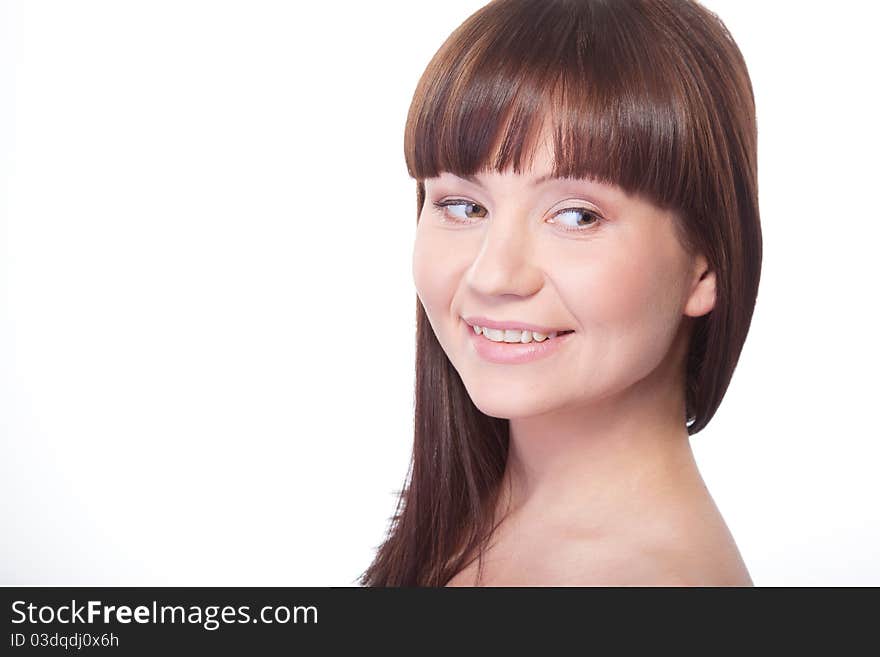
[361,0,761,586]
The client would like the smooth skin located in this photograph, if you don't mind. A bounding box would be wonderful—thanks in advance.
[412,123,753,586]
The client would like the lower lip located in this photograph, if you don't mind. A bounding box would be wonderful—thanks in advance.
[465,322,574,364]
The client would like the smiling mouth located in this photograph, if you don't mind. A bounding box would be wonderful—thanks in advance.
[469,324,575,344]
[464,320,574,364]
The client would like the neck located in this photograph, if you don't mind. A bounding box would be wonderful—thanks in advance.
[495,326,704,536]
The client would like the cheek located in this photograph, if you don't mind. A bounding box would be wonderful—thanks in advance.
[557,237,687,369]
[412,224,462,324]
[533,244,685,413]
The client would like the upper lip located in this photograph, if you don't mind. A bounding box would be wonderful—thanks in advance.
[462,316,574,334]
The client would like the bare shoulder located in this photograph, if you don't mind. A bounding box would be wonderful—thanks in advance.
[542,537,753,587]
[444,536,752,587]
[444,486,754,587]
[604,523,753,587]
[620,480,755,586]
[546,508,754,586]
[646,532,754,587]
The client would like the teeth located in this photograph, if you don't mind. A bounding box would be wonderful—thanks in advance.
[471,325,558,343]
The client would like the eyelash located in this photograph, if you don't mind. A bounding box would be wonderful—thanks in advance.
[430,199,604,233]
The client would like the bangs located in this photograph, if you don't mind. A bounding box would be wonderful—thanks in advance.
[404,0,722,218]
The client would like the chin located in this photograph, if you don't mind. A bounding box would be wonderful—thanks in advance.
[461,381,566,420]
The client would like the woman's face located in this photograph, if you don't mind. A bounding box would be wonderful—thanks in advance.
[412,136,715,421]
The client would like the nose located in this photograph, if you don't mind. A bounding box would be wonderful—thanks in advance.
[464,211,544,298]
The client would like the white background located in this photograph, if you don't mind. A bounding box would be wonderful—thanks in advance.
[2,0,878,586]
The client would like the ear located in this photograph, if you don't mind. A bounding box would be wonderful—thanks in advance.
[684,254,716,318]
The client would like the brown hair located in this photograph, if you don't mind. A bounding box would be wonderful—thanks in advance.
[359,0,761,586]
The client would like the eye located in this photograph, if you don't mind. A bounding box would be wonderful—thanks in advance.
[549,207,603,232]
[431,199,488,224]
[430,199,603,232]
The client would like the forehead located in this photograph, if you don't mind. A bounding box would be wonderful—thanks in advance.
[421,116,645,208]
[438,122,558,183]
[425,120,616,193]
[466,142,555,183]
[426,160,622,199]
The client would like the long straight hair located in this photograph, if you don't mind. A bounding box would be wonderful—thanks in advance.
[359,0,762,587]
